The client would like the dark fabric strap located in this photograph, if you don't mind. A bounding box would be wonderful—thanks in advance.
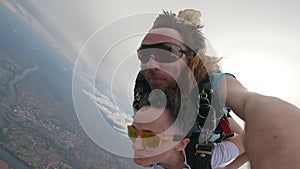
[195,75,223,135]
[185,132,214,169]
[195,142,214,169]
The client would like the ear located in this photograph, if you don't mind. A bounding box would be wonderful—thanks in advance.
[175,138,190,151]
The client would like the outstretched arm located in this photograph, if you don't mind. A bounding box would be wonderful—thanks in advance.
[222,76,300,169]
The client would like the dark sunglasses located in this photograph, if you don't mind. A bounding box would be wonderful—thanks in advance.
[137,42,194,63]
[127,125,181,148]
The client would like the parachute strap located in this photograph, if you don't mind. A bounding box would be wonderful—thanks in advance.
[195,142,214,169]
[196,74,234,143]
[197,75,213,124]
[185,132,214,169]
[196,75,217,143]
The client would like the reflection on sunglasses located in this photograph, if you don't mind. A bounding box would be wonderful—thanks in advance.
[127,125,181,148]
[137,42,194,63]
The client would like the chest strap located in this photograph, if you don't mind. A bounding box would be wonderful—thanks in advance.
[185,132,214,169]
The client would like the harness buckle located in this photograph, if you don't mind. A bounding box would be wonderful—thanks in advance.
[195,142,215,157]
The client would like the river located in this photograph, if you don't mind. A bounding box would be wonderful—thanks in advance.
[0,145,32,169]
[8,66,38,104]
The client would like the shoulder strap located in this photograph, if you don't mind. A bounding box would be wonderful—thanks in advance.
[185,75,234,169]
[196,75,233,143]
[196,75,213,128]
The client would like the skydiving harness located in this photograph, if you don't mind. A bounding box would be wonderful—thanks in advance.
[185,75,234,169]
[132,71,234,169]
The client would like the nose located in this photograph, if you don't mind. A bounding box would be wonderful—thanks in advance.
[142,57,160,70]
[132,137,145,150]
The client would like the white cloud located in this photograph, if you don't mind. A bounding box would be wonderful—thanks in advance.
[81,84,133,136]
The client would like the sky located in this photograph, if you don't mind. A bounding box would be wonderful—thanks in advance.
[2,0,299,106]
[4,0,297,107]
[1,0,300,167]
[22,0,300,124]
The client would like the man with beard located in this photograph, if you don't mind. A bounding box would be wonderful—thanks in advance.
[133,9,300,169]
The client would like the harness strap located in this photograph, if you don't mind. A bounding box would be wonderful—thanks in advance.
[196,75,234,142]
[185,132,214,169]
[195,142,214,169]
[187,75,230,169]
